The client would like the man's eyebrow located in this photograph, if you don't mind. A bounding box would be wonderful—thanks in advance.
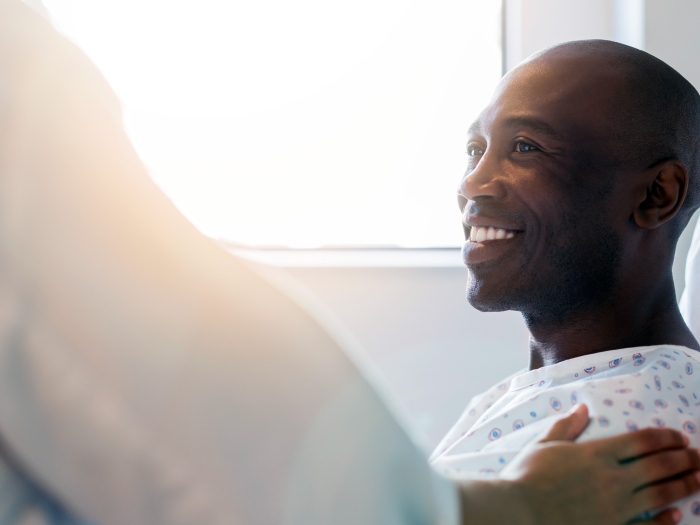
[503,116,562,139]
[466,117,562,141]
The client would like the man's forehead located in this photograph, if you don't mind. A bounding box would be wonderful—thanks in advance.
[469,58,629,142]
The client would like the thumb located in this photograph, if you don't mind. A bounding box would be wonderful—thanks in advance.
[539,403,590,443]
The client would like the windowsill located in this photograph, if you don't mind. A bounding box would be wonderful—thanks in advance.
[223,244,465,268]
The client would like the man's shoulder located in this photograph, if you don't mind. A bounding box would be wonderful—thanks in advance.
[572,345,700,440]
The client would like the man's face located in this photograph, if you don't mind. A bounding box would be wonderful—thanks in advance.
[459,55,633,324]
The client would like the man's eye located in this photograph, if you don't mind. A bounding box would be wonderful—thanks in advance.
[467,144,485,156]
[515,141,538,153]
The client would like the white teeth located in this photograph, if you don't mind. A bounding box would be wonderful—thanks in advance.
[469,226,518,243]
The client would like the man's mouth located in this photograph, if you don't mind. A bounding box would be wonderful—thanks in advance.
[462,224,523,265]
[468,226,518,243]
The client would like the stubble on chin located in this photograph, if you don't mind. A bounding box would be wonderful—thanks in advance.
[464,214,622,324]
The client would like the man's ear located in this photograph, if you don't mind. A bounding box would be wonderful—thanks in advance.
[633,160,688,229]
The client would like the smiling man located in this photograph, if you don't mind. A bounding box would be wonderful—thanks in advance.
[431,40,700,521]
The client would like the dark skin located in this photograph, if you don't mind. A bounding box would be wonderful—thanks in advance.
[458,50,700,370]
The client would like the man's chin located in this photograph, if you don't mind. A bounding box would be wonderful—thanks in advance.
[466,279,515,313]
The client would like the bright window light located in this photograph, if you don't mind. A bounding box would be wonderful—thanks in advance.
[42,0,502,248]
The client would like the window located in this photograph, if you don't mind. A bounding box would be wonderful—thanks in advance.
[43,0,503,248]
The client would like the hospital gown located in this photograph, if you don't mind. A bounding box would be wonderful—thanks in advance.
[431,345,700,524]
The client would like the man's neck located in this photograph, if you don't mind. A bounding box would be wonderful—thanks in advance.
[526,279,700,370]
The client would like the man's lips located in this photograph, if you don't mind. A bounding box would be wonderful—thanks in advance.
[462,223,524,265]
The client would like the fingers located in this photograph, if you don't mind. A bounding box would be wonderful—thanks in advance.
[595,427,689,462]
[631,471,700,517]
[539,403,589,442]
[626,448,700,488]
[636,508,683,525]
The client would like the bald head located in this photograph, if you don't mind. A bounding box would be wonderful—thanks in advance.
[526,40,700,227]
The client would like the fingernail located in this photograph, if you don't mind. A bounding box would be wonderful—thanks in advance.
[683,433,690,446]
[672,508,682,523]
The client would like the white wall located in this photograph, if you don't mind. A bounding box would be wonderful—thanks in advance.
[265,0,700,452]
[285,264,529,450]
[505,0,614,71]
[504,0,644,71]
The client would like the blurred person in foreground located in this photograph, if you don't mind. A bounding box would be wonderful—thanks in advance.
[433,40,700,523]
[0,2,697,524]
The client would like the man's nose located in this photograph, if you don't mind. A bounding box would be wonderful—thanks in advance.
[457,155,506,206]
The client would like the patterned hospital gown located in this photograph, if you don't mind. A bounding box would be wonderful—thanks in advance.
[431,345,700,524]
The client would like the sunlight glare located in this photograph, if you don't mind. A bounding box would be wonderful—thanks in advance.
[42,0,502,247]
